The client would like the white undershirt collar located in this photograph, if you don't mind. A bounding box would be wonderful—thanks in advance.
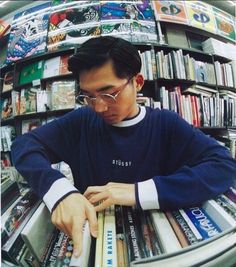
[112,106,146,127]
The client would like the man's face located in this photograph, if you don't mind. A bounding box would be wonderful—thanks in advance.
[79,60,141,125]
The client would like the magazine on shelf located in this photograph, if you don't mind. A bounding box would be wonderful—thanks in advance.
[20,202,56,264]
[6,2,50,64]
[47,1,100,51]
[2,71,14,92]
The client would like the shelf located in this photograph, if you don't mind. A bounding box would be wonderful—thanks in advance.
[1,109,74,126]
[1,90,12,97]
[1,117,14,126]
[13,47,75,66]
[13,109,74,120]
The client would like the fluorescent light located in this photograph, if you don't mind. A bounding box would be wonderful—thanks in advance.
[0,1,10,8]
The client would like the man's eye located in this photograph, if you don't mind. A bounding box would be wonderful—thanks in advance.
[110,91,118,96]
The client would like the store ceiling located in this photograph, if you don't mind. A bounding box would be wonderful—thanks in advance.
[0,0,235,19]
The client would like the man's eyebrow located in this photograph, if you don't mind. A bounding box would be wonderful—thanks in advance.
[80,84,115,93]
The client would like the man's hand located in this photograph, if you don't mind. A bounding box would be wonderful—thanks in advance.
[51,193,97,258]
[84,182,136,211]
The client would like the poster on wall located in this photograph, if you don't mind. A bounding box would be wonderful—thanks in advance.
[101,0,157,43]
[152,0,188,24]
[6,2,51,65]
[47,0,100,51]
[213,7,236,42]
[185,1,216,34]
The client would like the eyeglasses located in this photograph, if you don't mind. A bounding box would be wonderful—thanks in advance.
[76,77,132,106]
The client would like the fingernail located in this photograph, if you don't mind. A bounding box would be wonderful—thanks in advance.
[73,251,79,258]
[93,231,98,238]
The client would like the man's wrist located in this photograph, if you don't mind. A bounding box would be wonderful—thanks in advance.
[43,177,79,212]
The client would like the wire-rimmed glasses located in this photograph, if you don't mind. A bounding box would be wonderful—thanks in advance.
[76,77,132,106]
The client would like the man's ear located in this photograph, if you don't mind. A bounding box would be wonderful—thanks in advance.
[134,73,144,92]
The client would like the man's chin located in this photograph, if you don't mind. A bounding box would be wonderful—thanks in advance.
[102,115,121,124]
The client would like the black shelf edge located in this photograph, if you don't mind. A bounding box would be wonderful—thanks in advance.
[13,108,74,120]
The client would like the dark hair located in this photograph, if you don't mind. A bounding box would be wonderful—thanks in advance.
[68,36,141,80]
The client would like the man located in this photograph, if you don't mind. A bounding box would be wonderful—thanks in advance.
[11,36,236,258]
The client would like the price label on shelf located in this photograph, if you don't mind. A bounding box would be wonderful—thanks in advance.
[32,79,41,87]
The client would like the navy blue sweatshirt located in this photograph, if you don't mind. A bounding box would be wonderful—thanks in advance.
[11,106,236,211]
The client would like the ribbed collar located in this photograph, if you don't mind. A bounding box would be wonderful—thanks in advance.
[112,106,146,127]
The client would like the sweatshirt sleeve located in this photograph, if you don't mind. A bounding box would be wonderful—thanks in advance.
[153,111,236,210]
[11,110,81,201]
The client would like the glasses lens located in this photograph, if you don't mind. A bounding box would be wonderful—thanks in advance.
[77,95,89,105]
[99,94,116,104]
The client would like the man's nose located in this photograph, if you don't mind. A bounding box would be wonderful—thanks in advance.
[92,98,108,113]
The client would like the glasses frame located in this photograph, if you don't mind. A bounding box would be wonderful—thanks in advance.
[76,77,133,106]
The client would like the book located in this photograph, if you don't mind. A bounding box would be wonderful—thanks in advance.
[179,209,203,241]
[11,90,20,116]
[0,19,10,37]
[165,211,189,248]
[2,71,14,92]
[102,205,117,267]
[43,57,60,78]
[2,191,39,241]
[130,227,236,267]
[122,206,143,262]
[2,197,41,265]
[183,206,222,239]
[114,205,128,267]
[145,211,163,256]
[42,230,65,267]
[135,209,160,257]
[225,187,236,204]
[203,200,236,230]
[59,54,71,75]
[21,119,42,134]
[1,194,23,245]
[69,220,91,267]
[171,210,199,245]
[53,235,73,267]
[1,97,13,119]
[36,90,51,112]
[215,195,236,220]
[1,177,21,216]
[150,210,182,253]
[95,210,105,267]
[0,126,15,152]
[20,88,39,115]
[19,61,44,85]
[50,80,75,110]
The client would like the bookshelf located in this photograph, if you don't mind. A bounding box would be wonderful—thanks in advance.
[1,1,236,267]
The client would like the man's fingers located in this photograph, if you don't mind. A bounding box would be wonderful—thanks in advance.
[94,199,112,212]
[86,204,98,238]
[84,185,106,198]
[71,220,84,258]
[89,191,108,204]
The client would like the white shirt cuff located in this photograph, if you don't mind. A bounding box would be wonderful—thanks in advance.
[43,177,78,212]
[138,179,159,210]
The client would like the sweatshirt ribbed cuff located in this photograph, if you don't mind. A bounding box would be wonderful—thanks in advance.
[43,177,79,212]
[137,179,160,210]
